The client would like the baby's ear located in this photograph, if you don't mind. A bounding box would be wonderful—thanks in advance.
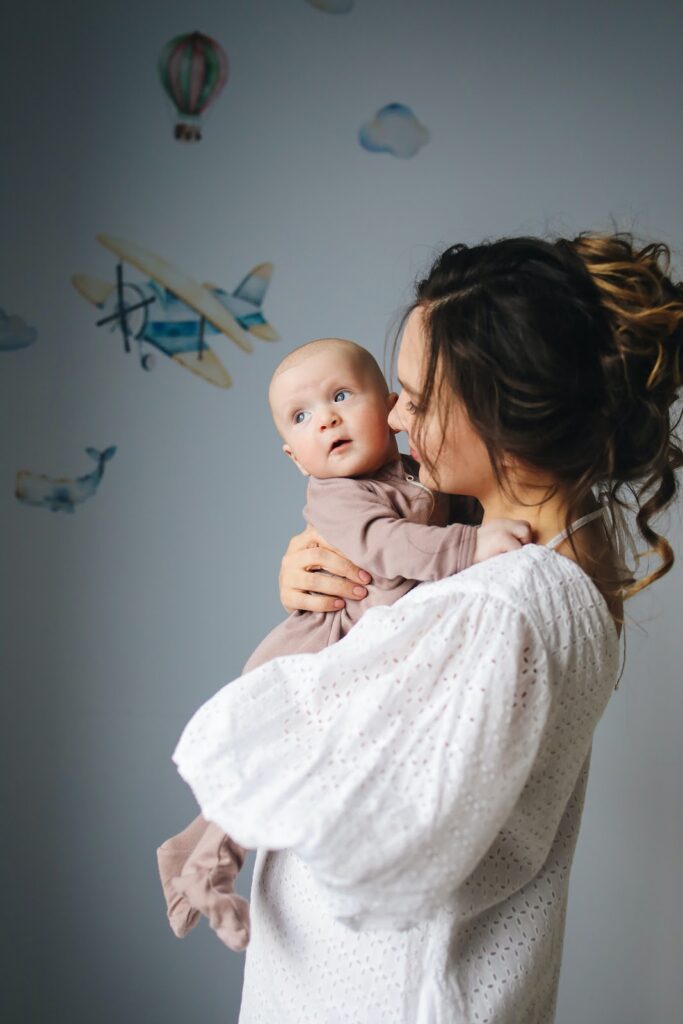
[386,391,399,411]
[282,444,310,477]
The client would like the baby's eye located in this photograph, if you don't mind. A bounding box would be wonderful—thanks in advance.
[293,410,310,424]
[333,389,352,403]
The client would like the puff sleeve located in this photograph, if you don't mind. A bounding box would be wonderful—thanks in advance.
[171,584,553,932]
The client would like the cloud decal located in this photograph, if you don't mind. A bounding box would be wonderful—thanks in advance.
[0,308,37,351]
[359,103,430,158]
[306,0,354,11]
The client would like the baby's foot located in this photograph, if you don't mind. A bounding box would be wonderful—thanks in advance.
[206,864,251,952]
[157,813,209,937]
[171,830,251,951]
[171,858,251,951]
[166,888,201,938]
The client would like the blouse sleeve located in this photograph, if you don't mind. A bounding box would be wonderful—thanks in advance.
[171,586,553,932]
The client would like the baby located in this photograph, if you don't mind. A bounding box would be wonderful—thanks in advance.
[157,337,531,951]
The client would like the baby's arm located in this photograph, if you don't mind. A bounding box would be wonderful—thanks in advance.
[305,476,475,582]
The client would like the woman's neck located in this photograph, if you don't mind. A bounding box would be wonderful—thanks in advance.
[480,482,595,547]
[479,474,623,635]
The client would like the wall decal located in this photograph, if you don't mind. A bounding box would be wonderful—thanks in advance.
[158,31,229,143]
[0,308,37,351]
[73,236,279,389]
[15,446,117,513]
[359,102,430,158]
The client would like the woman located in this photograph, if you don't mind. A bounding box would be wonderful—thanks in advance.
[173,230,682,1023]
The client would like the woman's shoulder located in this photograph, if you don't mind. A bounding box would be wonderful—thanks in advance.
[403,543,619,655]
[403,541,559,602]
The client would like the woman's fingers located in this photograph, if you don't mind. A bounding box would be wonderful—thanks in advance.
[283,525,371,584]
[307,530,372,583]
[280,567,366,614]
[511,520,533,544]
[278,527,372,613]
[295,566,368,599]
[285,524,320,554]
[298,548,370,584]
[280,588,345,615]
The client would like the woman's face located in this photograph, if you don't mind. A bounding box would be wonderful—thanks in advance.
[388,306,495,498]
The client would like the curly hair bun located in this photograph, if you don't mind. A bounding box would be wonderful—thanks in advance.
[564,230,683,595]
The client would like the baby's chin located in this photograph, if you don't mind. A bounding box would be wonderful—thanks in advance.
[314,444,395,479]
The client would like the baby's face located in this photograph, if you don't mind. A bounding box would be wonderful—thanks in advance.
[270,347,398,478]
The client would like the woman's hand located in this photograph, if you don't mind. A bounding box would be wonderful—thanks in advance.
[278,525,372,613]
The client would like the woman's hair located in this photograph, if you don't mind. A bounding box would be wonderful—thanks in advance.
[392,229,683,605]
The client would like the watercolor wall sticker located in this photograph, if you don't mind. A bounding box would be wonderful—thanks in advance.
[0,308,37,351]
[15,446,117,513]
[359,103,430,158]
[305,0,354,12]
[72,235,279,389]
[158,31,229,142]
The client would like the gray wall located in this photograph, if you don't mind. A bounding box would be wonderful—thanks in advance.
[2,1,681,1021]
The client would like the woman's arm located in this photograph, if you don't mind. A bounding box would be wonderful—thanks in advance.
[278,524,372,613]
[172,589,554,932]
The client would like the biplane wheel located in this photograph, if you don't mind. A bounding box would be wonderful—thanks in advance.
[141,352,156,371]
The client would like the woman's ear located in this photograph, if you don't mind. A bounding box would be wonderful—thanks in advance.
[282,444,310,477]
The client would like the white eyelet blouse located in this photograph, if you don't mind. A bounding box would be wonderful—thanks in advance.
[172,532,621,1024]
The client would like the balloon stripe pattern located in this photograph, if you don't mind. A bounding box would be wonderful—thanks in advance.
[159,31,229,141]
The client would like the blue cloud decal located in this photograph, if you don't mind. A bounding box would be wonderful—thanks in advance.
[0,307,37,351]
[359,103,430,158]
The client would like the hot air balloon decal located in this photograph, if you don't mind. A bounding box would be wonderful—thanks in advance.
[158,31,229,142]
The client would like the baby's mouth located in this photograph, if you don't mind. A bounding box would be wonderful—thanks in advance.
[329,438,351,453]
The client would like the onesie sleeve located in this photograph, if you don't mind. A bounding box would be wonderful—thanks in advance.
[304,476,477,580]
[171,586,553,932]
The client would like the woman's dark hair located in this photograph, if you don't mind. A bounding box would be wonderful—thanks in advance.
[392,229,683,606]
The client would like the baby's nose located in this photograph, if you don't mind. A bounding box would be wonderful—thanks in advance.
[319,407,341,428]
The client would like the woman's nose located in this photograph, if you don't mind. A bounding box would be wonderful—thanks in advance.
[387,404,403,434]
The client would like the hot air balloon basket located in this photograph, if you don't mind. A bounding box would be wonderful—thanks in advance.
[175,121,202,143]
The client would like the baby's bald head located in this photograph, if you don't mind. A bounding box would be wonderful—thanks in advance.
[268,338,389,435]
[267,337,398,479]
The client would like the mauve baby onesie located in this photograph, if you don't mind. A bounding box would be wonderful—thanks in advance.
[241,453,477,672]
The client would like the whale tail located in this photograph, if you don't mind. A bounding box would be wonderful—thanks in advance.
[86,445,117,465]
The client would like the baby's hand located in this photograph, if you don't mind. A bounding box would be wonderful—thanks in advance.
[473,518,533,563]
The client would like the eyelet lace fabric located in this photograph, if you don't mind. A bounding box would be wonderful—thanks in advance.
[172,544,620,1024]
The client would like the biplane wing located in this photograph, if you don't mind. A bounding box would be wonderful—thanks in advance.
[97,234,254,354]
